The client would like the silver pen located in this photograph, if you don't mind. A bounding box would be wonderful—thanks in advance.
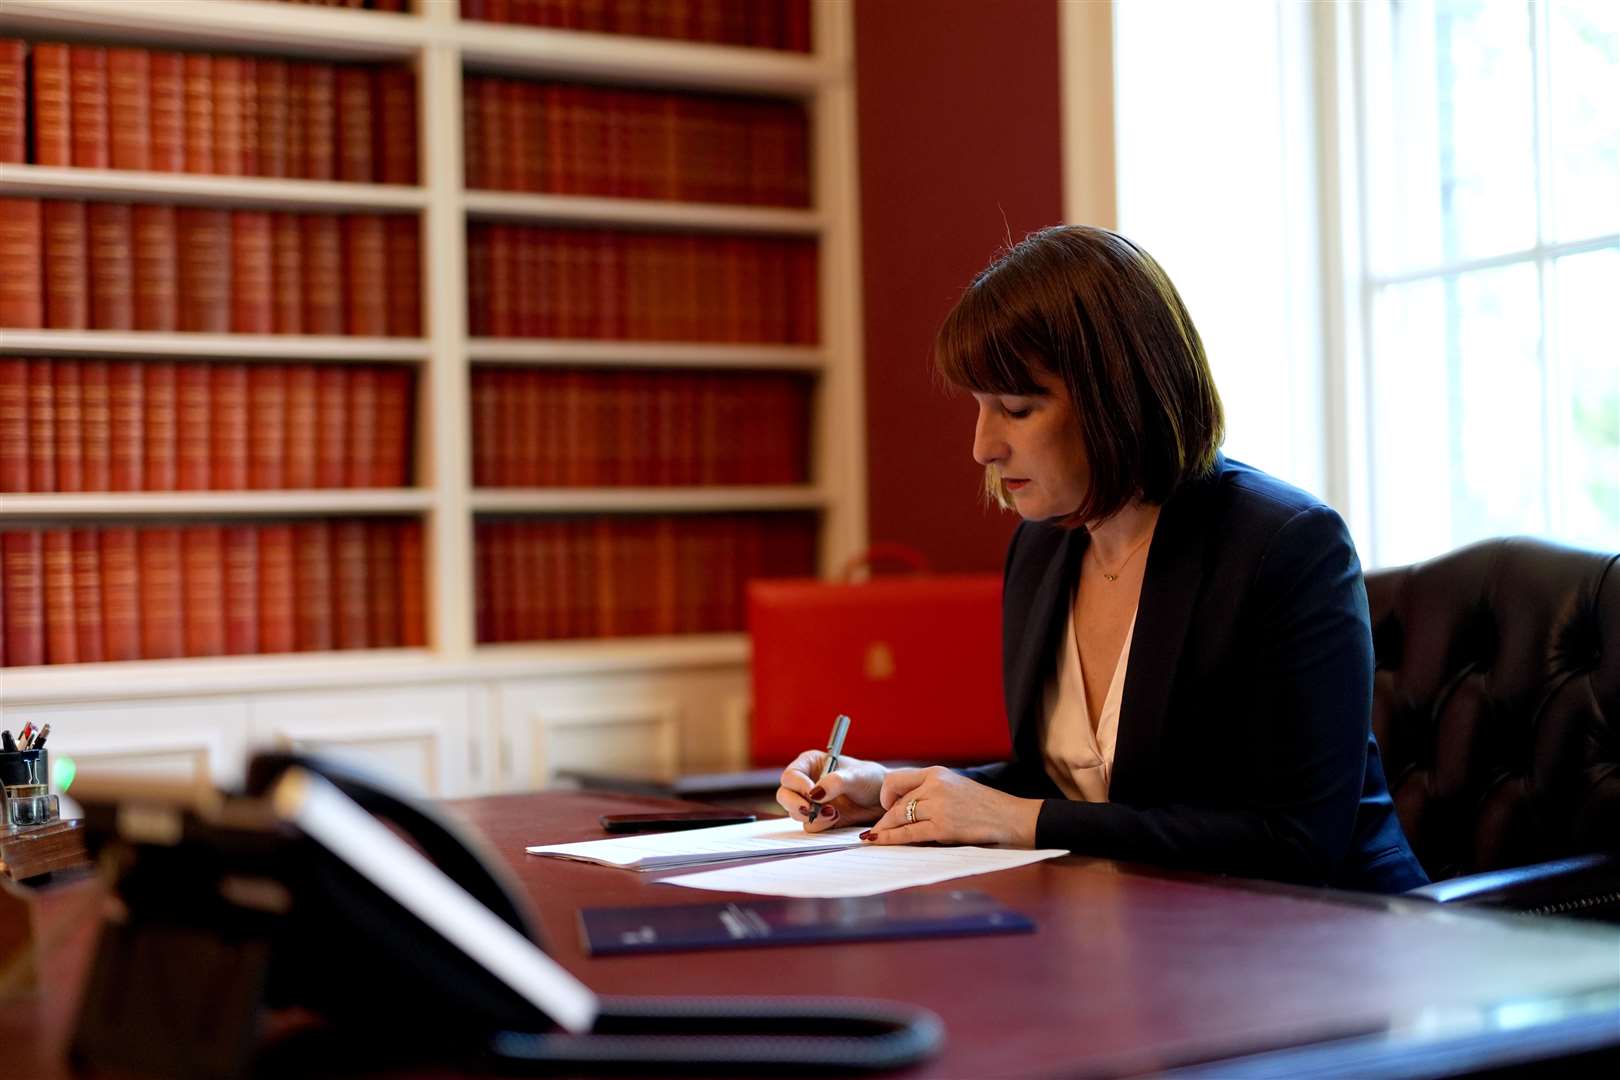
[806,713,851,817]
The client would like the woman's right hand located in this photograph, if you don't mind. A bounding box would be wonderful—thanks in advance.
[777,751,886,832]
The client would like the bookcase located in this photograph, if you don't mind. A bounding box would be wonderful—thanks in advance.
[0,0,866,798]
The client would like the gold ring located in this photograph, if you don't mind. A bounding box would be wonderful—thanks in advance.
[905,797,918,824]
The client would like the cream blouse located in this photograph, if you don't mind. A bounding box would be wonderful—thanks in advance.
[1039,589,1136,803]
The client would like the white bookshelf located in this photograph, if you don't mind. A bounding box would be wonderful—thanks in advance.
[0,0,865,792]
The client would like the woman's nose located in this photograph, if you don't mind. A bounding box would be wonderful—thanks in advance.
[972,408,1006,466]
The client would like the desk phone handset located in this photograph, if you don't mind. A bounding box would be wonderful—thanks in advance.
[69,752,941,1077]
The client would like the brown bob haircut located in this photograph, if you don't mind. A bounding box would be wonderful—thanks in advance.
[934,225,1225,527]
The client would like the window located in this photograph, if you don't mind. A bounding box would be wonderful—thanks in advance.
[1355,0,1618,565]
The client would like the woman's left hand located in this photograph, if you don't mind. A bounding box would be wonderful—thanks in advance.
[861,767,1042,847]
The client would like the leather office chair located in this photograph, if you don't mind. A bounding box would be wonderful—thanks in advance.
[1365,536,1620,920]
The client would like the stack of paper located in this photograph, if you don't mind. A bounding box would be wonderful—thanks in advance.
[525,817,864,871]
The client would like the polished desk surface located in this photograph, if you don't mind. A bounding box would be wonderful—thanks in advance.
[5,789,1619,1078]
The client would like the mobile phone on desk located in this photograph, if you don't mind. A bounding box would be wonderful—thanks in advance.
[599,810,757,833]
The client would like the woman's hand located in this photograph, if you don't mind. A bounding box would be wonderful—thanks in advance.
[861,766,1042,847]
[777,751,887,832]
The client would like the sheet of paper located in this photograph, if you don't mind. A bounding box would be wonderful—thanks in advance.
[525,817,864,871]
[654,843,1070,898]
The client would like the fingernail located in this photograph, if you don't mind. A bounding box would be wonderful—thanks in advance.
[820,804,836,819]
[859,830,875,841]
[808,787,825,801]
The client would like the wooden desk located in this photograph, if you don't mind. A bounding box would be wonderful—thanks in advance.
[5,790,1618,1077]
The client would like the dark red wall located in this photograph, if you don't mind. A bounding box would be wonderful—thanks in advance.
[853,0,1064,573]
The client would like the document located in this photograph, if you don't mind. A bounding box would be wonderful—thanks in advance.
[654,843,1070,898]
[525,817,864,871]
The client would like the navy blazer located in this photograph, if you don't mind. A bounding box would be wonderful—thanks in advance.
[962,456,1428,892]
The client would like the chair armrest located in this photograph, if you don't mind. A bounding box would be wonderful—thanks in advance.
[1406,854,1620,918]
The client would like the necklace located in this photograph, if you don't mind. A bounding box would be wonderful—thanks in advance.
[1090,526,1154,582]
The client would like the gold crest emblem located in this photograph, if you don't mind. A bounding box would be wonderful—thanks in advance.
[864,641,896,681]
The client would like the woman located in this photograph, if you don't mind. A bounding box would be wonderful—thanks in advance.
[777,225,1427,892]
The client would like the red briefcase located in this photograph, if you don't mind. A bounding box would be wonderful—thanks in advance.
[747,547,1008,768]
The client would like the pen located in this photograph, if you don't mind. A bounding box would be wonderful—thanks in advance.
[805,713,851,818]
[1,730,14,753]
[28,724,49,751]
[15,723,34,750]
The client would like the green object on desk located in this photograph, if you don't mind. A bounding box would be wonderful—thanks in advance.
[51,755,75,793]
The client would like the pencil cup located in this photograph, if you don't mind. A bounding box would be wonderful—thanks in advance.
[0,749,59,827]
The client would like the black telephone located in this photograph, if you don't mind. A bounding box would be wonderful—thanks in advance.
[69,752,941,1077]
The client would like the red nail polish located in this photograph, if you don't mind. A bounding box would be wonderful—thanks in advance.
[808,787,826,801]
[859,830,875,841]
[820,804,836,818]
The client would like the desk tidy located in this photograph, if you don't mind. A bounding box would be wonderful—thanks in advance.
[0,734,88,884]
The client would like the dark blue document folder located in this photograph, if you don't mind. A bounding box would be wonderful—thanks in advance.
[578,889,1034,956]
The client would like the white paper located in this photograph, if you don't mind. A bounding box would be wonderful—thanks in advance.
[654,843,1070,898]
[524,817,864,871]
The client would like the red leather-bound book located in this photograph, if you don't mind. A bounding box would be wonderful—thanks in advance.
[473,521,493,643]
[784,0,812,51]
[28,44,70,166]
[486,223,516,337]
[572,86,607,198]
[469,369,494,486]
[79,360,110,490]
[209,363,249,489]
[237,56,259,176]
[175,362,211,490]
[181,525,226,657]
[52,361,83,492]
[366,519,401,647]
[341,214,386,336]
[2,530,45,666]
[285,61,310,179]
[519,80,545,194]
[69,46,110,168]
[486,521,513,641]
[208,56,243,175]
[300,213,343,334]
[791,240,818,344]
[142,361,177,491]
[344,366,378,487]
[515,367,542,486]
[71,529,104,662]
[372,365,410,487]
[256,523,295,653]
[182,53,214,173]
[138,527,184,659]
[176,207,230,332]
[42,529,76,664]
[0,358,26,491]
[148,52,185,173]
[372,64,415,184]
[107,361,143,491]
[476,76,505,190]
[462,76,485,190]
[27,358,55,493]
[0,198,42,328]
[247,364,287,489]
[398,519,425,646]
[255,58,290,178]
[542,83,569,193]
[512,520,538,641]
[292,520,334,651]
[314,365,347,487]
[0,40,23,164]
[330,518,370,649]
[98,526,140,661]
[42,200,88,330]
[384,215,421,337]
[303,62,336,181]
[335,64,374,183]
[270,212,303,333]
[230,210,274,333]
[284,364,317,489]
[465,224,492,337]
[87,202,134,330]
[222,524,258,654]
[132,203,179,331]
[650,516,678,635]
[107,48,150,171]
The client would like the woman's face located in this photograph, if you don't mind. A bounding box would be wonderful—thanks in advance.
[971,370,1090,521]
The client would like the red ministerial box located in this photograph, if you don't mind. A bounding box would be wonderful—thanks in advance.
[747,574,1009,768]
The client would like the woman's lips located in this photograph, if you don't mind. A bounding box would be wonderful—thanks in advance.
[1005,478,1029,491]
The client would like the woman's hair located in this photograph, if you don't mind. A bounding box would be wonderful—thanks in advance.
[934,225,1225,526]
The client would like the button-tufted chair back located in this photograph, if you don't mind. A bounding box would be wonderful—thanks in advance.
[1365,537,1619,883]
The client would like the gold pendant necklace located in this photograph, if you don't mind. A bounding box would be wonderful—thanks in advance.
[1094,527,1154,582]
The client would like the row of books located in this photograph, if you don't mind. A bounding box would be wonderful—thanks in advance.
[0,519,425,667]
[459,0,812,51]
[466,224,817,343]
[273,1,410,8]
[0,359,414,493]
[463,75,809,206]
[470,366,809,487]
[0,40,418,184]
[0,199,422,336]
[475,512,816,642]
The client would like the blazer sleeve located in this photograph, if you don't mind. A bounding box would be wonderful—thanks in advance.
[1032,505,1374,884]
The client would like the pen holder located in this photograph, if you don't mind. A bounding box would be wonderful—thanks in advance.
[0,750,59,829]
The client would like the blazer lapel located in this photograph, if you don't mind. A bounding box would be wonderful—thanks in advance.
[1007,526,1088,762]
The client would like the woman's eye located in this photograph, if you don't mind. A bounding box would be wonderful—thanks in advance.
[1003,405,1032,419]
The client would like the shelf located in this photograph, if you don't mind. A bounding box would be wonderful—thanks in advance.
[463,191,822,235]
[0,165,427,212]
[0,490,434,519]
[0,0,424,61]
[457,20,832,97]
[469,634,750,677]
[470,486,827,514]
[466,340,825,371]
[0,331,428,361]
